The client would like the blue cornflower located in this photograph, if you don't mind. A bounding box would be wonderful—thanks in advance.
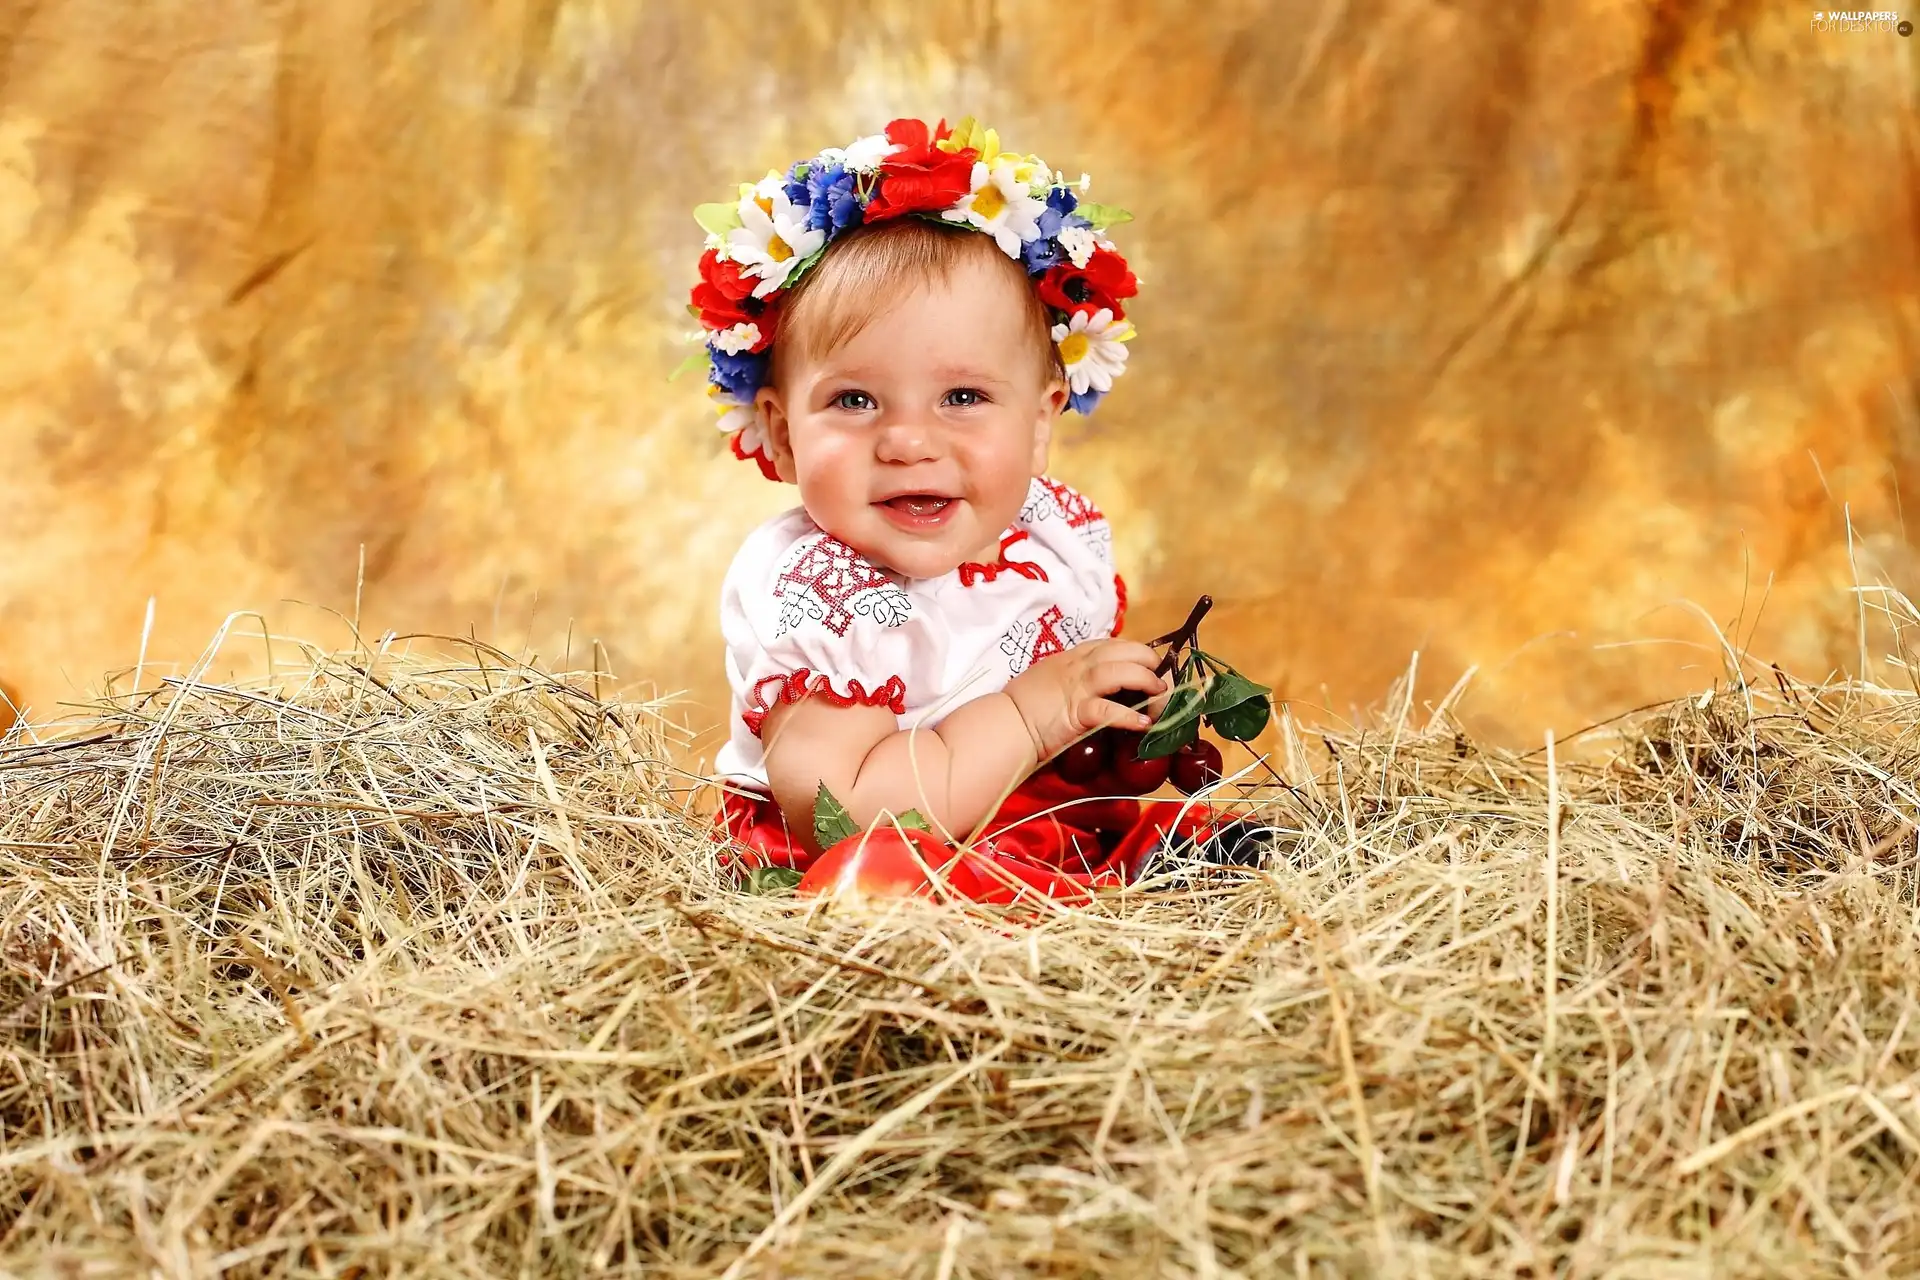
[1036,186,1089,242]
[794,161,863,234]
[1069,387,1104,415]
[708,348,769,399]
[1023,237,1066,275]
[783,163,812,212]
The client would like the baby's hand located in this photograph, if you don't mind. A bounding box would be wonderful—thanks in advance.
[1005,639,1169,761]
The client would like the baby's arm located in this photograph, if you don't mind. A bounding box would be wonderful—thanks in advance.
[760,638,1168,851]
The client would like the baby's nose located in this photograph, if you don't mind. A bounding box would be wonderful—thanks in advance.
[874,420,943,464]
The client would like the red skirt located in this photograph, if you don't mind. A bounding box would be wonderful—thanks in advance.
[715,768,1228,904]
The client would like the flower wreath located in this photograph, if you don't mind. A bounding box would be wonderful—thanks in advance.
[684,117,1139,481]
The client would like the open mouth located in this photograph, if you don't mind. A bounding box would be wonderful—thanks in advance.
[876,493,960,530]
[881,495,952,518]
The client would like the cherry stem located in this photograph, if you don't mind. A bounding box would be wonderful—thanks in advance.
[1149,595,1213,678]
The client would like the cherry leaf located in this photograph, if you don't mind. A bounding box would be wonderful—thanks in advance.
[1139,686,1203,760]
[745,866,804,896]
[813,782,859,850]
[1202,671,1270,716]
[1206,697,1271,743]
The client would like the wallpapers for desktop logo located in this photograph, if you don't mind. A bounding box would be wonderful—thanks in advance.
[1810,9,1913,32]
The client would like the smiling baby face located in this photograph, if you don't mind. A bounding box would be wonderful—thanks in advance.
[755,221,1067,580]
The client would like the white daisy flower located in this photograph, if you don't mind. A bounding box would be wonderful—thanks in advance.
[820,132,895,173]
[708,322,762,356]
[1058,225,1098,269]
[1051,308,1133,396]
[726,174,826,298]
[708,385,756,434]
[942,157,1047,258]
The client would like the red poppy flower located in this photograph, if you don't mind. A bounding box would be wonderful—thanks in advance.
[690,250,778,350]
[698,247,755,302]
[1038,246,1139,320]
[730,428,781,481]
[692,290,779,350]
[865,118,978,221]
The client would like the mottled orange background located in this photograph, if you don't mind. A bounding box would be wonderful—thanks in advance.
[1,1,1915,756]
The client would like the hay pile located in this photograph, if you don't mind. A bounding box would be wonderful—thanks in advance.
[6,637,1920,1277]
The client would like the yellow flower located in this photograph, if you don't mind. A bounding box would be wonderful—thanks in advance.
[937,116,1001,163]
[936,118,1052,188]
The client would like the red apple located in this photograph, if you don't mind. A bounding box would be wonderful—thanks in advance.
[796,826,954,899]
[1170,739,1224,795]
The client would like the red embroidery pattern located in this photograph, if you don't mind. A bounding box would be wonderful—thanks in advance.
[743,668,908,737]
[1112,574,1128,636]
[1022,477,1114,563]
[1028,605,1071,667]
[1000,606,1098,676]
[773,535,912,637]
[1037,477,1104,529]
[958,530,1051,588]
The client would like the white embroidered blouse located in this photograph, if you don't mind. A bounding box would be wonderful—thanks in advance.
[714,475,1128,790]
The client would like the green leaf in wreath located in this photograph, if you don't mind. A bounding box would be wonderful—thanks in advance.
[1201,669,1271,716]
[693,201,743,237]
[1138,685,1204,760]
[892,810,934,833]
[1205,696,1271,743]
[813,782,859,850]
[745,865,804,896]
[783,243,829,288]
[1076,201,1134,230]
[669,347,712,383]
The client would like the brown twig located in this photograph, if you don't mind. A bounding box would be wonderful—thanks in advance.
[1147,594,1215,676]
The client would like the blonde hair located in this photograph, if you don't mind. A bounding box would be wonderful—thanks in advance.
[770,219,1064,384]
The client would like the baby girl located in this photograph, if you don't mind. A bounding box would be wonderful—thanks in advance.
[694,119,1220,890]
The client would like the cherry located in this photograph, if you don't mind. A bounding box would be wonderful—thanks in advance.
[1056,736,1108,785]
[1170,739,1224,795]
[1107,732,1171,795]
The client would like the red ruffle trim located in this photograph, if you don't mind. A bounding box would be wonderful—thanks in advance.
[958,531,1050,588]
[743,668,909,737]
[1112,574,1128,636]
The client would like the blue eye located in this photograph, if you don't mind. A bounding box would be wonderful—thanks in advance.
[945,388,988,407]
[833,390,876,411]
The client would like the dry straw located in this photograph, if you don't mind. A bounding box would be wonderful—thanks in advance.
[8,616,1920,1277]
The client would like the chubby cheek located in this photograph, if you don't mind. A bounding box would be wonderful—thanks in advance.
[955,422,1040,506]
[791,422,874,522]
